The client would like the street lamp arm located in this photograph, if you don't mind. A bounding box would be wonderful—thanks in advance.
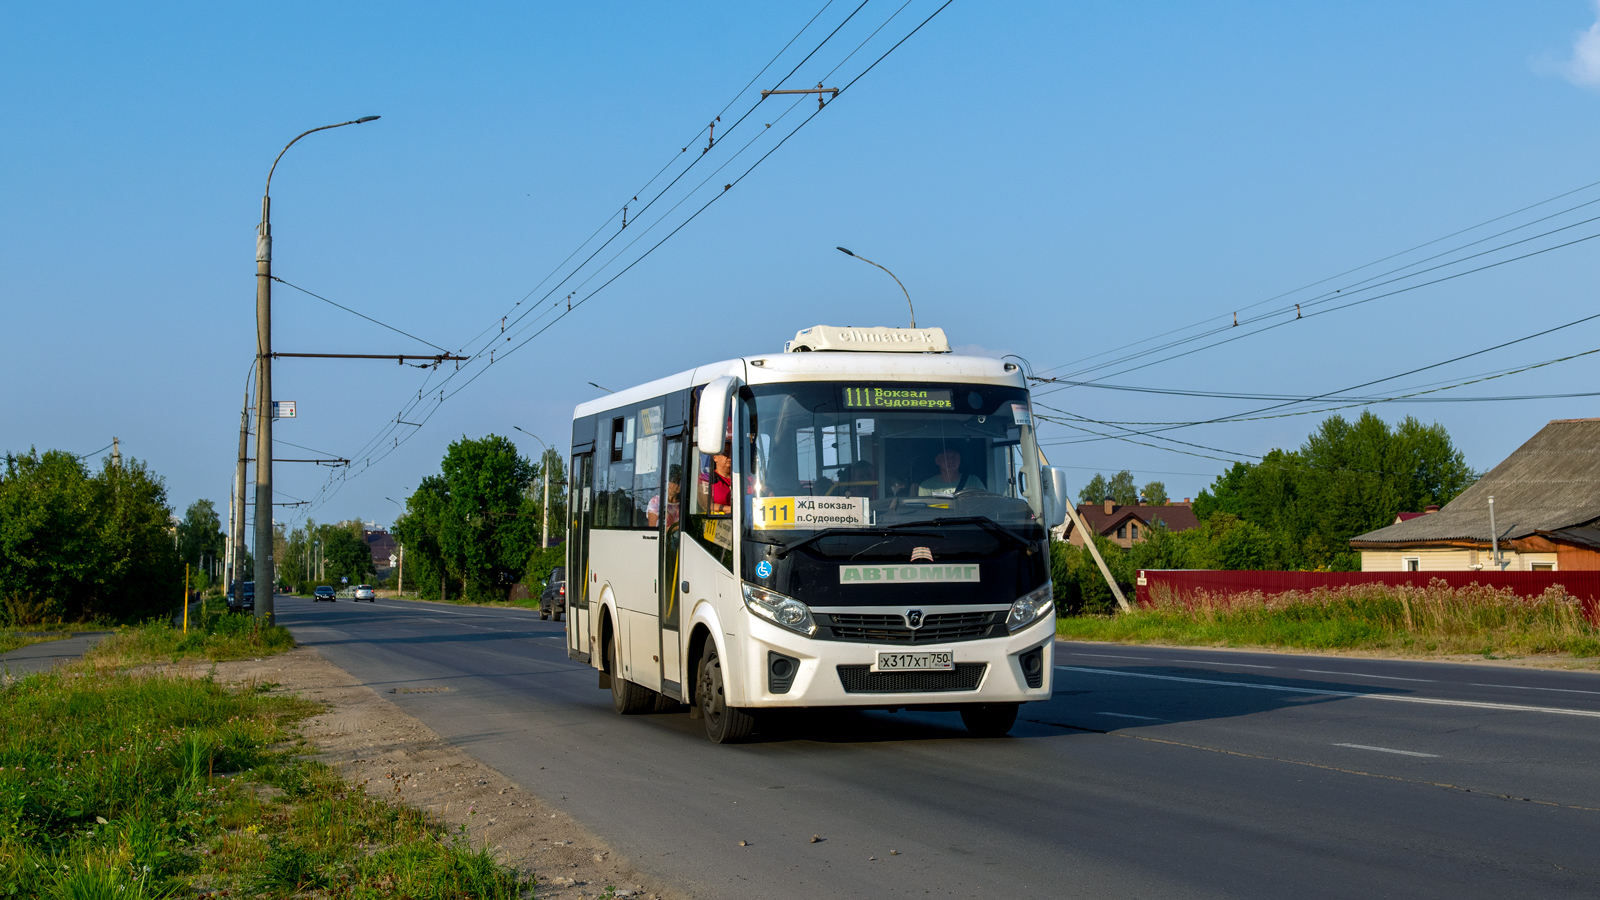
[263,116,382,203]
[836,246,915,328]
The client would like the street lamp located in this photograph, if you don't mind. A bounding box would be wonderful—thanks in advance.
[253,115,380,627]
[513,426,561,550]
[837,246,916,328]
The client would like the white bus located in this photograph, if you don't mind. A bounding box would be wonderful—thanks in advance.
[564,325,1071,742]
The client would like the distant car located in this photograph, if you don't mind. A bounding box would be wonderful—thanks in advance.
[230,581,255,612]
[354,584,376,602]
[539,567,566,621]
[313,585,336,602]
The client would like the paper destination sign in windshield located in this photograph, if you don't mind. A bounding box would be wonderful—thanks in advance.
[752,496,868,530]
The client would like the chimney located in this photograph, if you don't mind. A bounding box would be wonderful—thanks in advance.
[1182,498,1190,505]
[1104,499,1114,515]
[1424,504,1439,514]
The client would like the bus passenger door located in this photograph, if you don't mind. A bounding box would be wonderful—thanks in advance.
[567,452,594,663]
[659,435,685,698]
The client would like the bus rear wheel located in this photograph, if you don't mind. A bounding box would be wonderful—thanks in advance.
[959,703,1019,737]
[697,643,755,743]
[610,635,653,715]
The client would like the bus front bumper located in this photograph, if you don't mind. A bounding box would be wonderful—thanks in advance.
[736,612,1055,708]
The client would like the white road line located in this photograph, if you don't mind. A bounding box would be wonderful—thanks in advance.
[369,602,537,620]
[1467,682,1600,697]
[1056,666,1600,718]
[1334,743,1439,758]
[1299,669,1436,683]
[1070,652,1155,661]
[1174,660,1275,669]
[1097,712,1168,721]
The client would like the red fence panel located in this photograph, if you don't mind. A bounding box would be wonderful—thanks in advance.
[1135,569,1600,624]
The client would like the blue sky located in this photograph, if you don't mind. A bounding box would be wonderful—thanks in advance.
[6,2,1600,531]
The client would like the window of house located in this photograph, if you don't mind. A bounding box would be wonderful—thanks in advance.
[1130,523,1140,540]
[1115,524,1126,539]
[1531,562,1555,572]
[1404,557,1420,572]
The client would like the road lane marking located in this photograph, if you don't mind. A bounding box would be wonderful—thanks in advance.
[1299,669,1436,683]
[1467,682,1600,697]
[1097,712,1168,721]
[1334,743,1439,758]
[1173,660,1275,669]
[1056,665,1600,718]
[1069,652,1155,660]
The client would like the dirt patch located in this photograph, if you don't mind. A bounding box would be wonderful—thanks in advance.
[183,647,683,900]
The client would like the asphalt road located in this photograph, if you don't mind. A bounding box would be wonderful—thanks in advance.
[277,594,1600,899]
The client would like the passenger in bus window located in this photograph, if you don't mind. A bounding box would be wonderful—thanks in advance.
[647,479,681,529]
[709,452,733,513]
[919,449,985,496]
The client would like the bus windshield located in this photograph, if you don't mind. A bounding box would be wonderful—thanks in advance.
[743,382,1045,547]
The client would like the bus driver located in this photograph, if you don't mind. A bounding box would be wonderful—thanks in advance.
[918,448,985,496]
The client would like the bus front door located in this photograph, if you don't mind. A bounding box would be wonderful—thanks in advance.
[658,436,685,698]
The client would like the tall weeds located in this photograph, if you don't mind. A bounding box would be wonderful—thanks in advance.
[1060,579,1600,657]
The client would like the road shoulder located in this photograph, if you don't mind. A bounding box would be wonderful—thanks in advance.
[1055,636,1600,672]
[172,645,684,900]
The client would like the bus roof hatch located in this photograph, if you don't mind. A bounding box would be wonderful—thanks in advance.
[785,325,950,353]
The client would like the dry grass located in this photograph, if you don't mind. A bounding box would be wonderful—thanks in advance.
[1058,578,1600,658]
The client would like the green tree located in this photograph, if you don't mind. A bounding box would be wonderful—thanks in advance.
[176,499,225,577]
[394,436,540,603]
[0,449,181,625]
[1077,473,1109,505]
[322,528,375,586]
[1140,480,1168,505]
[1190,411,1476,571]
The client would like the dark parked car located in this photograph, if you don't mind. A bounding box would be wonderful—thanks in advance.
[230,581,255,612]
[539,567,565,621]
[313,585,336,602]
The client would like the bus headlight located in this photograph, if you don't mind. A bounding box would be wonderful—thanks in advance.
[743,583,817,637]
[1006,582,1054,634]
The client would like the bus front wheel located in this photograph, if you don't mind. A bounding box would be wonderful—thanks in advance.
[959,703,1019,737]
[696,643,755,743]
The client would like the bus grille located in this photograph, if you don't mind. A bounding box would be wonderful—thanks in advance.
[836,663,988,693]
[821,611,1001,644]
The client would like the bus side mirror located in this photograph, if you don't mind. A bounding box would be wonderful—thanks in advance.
[1043,466,1070,529]
[696,375,743,457]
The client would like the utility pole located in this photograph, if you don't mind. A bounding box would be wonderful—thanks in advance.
[232,393,250,605]
[254,115,379,626]
[110,437,121,469]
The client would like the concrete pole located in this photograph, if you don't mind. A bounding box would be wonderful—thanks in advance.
[254,195,275,626]
[398,545,405,594]
[1489,495,1502,570]
[231,393,249,605]
[542,451,551,550]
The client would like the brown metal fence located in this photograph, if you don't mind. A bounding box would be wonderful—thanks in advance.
[1135,569,1600,624]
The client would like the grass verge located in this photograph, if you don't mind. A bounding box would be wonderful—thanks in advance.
[1058,579,1600,659]
[0,633,68,656]
[85,601,296,667]
[1,635,530,898]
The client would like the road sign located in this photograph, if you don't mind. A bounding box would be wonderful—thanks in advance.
[389,554,398,567]
[341,576,348,584]
[273,400,296,418]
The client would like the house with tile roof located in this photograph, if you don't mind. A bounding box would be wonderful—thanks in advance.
[1349,418,1600,572]
[1060,499,1201,549]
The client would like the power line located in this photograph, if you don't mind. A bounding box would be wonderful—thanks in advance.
[295,0,958,520]
[272,276,448,352]
[1037,177,1600,380]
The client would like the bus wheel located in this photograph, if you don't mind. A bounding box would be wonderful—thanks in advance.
[959,703,1019,737]
[696,643,755,743]
[610,636,653,715]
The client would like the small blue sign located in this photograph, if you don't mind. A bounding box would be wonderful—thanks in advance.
[755,560,773,578]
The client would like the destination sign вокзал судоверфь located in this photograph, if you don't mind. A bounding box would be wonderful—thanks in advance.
[842,387,954,410]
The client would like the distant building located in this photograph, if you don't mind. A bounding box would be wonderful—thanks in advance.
[1060,499,1201,549]
[1350,418,1600,572]
[364,529,397,570]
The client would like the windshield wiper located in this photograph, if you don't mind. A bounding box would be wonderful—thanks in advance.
[777,527,939,558]
[885,516,1034,551]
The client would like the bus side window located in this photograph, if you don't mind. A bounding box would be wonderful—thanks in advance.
[687,387,734,567]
